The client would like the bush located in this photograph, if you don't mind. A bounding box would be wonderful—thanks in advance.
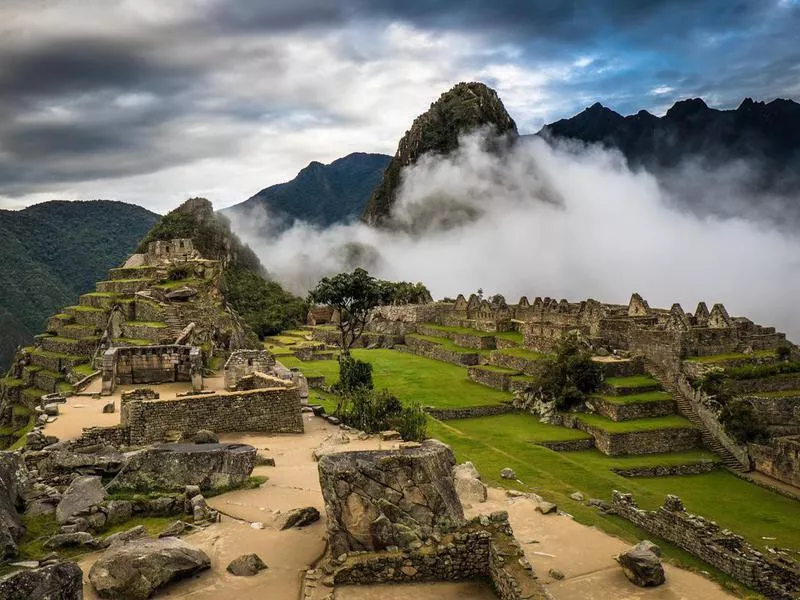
[694,369,726,395]
[776,344,792,361]
[166,265,192,281]
[719,399,769,444]
[725,360,800,380]
[397,401,427,442]
[337,389,402,434]
[535,333,602,410]
[335,354,373,394]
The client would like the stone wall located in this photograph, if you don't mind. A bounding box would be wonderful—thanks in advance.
[233,372,292,392]
[330,516,546,600]
[748,436,800,488]
[726,373,800,395]
[535,438,595,451]
[488,351,540,376]
[611,492,799,600]
[121,386,303,444]
[223,349,276,390]
[574,420,700,456]
[101,345,202,395]
[371,304,445,324]
[319,440,464,556]
[741,394,800,435]
[467,366,513,391]
[610,460,718,477]
[424,404,515,421]
[592,397,676,422]
[404,336,480,366]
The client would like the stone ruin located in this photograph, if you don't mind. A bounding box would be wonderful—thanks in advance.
[101,345,202,395]
[223,349,276,390]
[317,440,546,599]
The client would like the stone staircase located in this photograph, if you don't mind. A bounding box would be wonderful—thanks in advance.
[646,361,748,473]
[163,304,184,340]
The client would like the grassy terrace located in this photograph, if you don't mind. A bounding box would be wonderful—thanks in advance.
[429,415,800,568]
[493,330,523,344]
[471,365,518,374]
[125,321,168,328]
[751,389,800,398]
[30,348,85,361]
[72,363,96,378]
[605,375,659,388]
[494,347,547,360]
[283,349,508,408]
[153,278,205,291]
[596,390,672,405]
[406,333,488,355]
[685,350,776,363]
[113,338,153,346]
[422,323,493,336]
[66,305,104,313]
[576,413,694,432]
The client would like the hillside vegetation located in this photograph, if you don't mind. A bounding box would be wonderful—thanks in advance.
[0,200,158,369]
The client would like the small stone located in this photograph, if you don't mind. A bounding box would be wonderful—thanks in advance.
[549,568,565,580]
[399,441,421,449]
[10,560,40,569]
[535,501,557,515]
[506,489,527,498]
[158,520,188,538]
[102,402,115,414]
[400,565,418,576]
[616,541,665,587]
[104,525,149,548]
[43,403,59,416]
[588,498,610,511]
[380,430,401,441]
[250,522,265,530]
[194,429,218,444]
[569,491,585,502]
[227,553,268,576]
[500,467,516,480]
[276,507,320,530]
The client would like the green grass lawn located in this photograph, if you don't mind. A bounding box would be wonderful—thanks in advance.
[606,375,659,388]
[494,347,548,360]
[576,413,694,432]
[406,334,485,355]
[595,391,672,405]
[283,349,509,408]
[685,350,776,363]
[442,412,591,443]
[429,415,800,555]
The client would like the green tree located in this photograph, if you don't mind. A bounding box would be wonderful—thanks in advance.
[536,333,603,410]
[307,268,384,354]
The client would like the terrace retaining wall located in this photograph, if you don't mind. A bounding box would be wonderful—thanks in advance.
[467,367,513,391]
[405,336,480,366]
[611,492,800,600]
[592,397,676,422]
[574,419,700,456]
[425,404,515,421]
[748,436,800,489]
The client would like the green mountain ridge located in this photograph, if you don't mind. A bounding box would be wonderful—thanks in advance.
[0,200,159,369]
[225,152,390,229]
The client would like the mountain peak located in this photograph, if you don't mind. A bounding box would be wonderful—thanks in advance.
[361,81,517,226]
[665,97,709,119]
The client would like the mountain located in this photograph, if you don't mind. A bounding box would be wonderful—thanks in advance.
[361,82,518,226]
[227,153,391,229]
[539,98,800,221]
[0,200,159,369]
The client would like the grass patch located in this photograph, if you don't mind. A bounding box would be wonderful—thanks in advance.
[7,414,34,450]
[21,387,47,403]
[283,348,509,408]
[567,449,719,470]
[575,413,695,432]
[72,363,97,378]
[429,415,800,553]
[495,347,547,360]
[265,335,303,346]
[265,344,295,356]
[407,334,486,355]
[493,330,524,344]
[422,323,494,337]
[725,361,800,380]
[510,374,537,383]
[124,321,168,328]
[596,391,672,405]
[153,277,205,291]
[30,348,85,361]
[83,291,118,298]
[444,412,591,443]
[52,313,73,321]
[65,305,104,313]
[472,365,519,374]
[113,338,153,346]
[57,382,74,395]
[685,350,775,364]
[606,375,659,388]
[0,377,25,388]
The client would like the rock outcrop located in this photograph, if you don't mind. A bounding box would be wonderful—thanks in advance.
[452,461,487,505]
[106,443,256,493]
[361,82,518,226]
[0,561,83,600]
[88,536,211,600]
[318,439,464,556]
[616,540,665,587]
[56,475,106,524]
[0,452,28,559]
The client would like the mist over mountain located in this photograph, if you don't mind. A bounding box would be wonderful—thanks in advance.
[539,97,800,224]
[0,201,158,368]
[226,153,390,231]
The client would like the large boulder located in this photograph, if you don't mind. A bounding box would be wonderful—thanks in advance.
[276,507,320,530]
[318,439,464,555]
[88,536,211,599]
[226,553,267,576]
[0,452,28,559]
[106,443,256,493]
[452,461,487,505]
[56,475,106,524]
[37,447,125,477]
[616,540,665,587]
[0,561,83,600]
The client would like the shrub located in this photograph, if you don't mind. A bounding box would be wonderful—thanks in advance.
[725,360,800,380]
[694,369,726,395]
[719,398,769,444]
[167,265,192,281]
[336,354,374,394]
[776,344,792,361]
[535,333,602,410]
[398,401,428,442]
[337,388,402,434]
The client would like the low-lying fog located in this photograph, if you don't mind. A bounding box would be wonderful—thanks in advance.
[229,134,800,341]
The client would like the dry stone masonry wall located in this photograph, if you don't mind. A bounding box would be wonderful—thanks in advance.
[612,492,799,600]
[102,345,202,394]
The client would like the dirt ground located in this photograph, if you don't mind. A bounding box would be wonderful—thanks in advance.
[47,394,735,600]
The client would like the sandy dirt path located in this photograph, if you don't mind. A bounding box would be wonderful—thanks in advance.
[54,403,735,600]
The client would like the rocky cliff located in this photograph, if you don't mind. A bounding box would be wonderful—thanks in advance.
[361,82,518,226]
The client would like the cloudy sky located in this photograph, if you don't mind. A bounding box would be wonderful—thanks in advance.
[0,0,798,213]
